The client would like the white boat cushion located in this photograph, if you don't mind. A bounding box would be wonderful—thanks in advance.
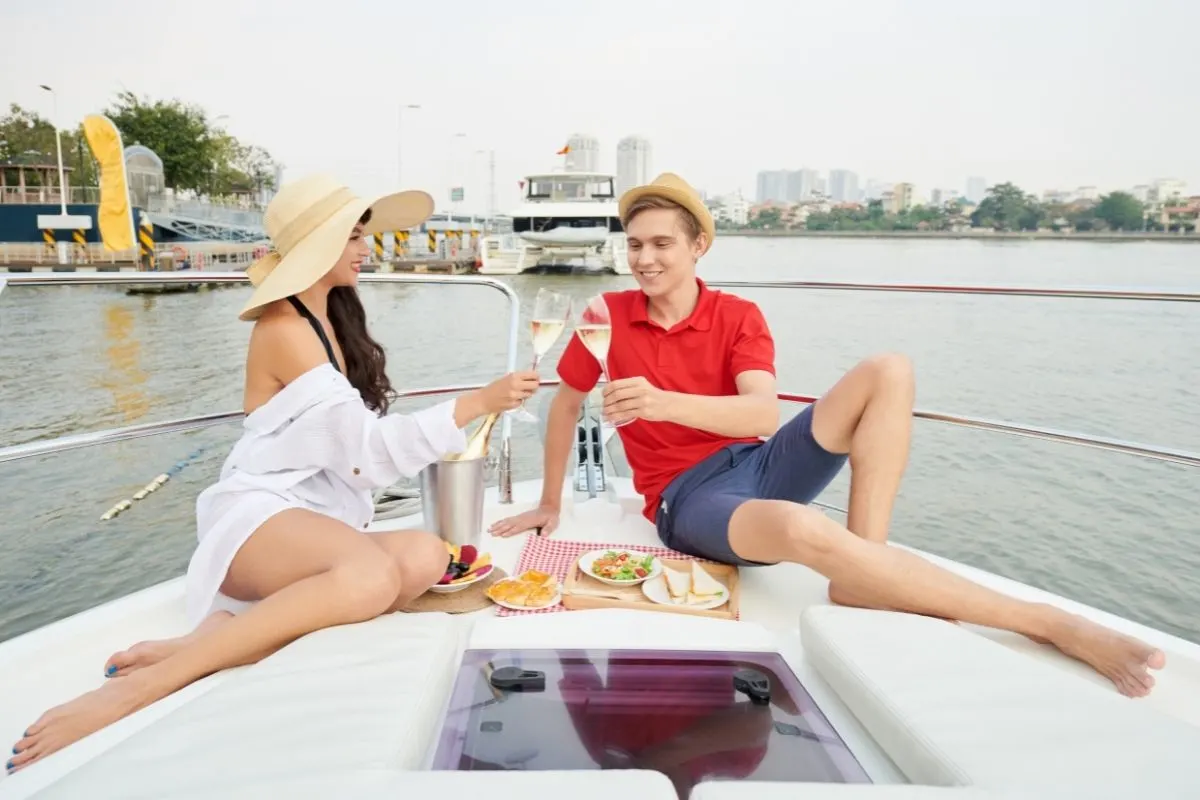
[691,783,996,799]
[161,768,678,800]
[800,605,1200,797]
[27,612,464,799]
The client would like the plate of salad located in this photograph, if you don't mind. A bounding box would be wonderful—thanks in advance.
[577,549,663,586]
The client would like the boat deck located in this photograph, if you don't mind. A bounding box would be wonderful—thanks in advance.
[2,478,1200,798]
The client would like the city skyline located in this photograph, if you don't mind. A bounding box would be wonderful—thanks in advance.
[2,0,1196,217]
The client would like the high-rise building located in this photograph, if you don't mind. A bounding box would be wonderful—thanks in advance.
[828,170,860,202]
[565,133,599,172]
[757,168,822,202]
[966,176,987,203]
[756,170,788,203]
[616,136,652,195]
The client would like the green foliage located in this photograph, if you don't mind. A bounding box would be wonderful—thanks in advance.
[104,92,217,191]
[0,93,277,197]
[0,103,96,187]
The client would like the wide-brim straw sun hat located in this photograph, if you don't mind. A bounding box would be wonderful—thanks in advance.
[239,173,434,321]
[617,172,716,254]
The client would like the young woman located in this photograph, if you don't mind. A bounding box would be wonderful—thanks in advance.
[7,175,539,773]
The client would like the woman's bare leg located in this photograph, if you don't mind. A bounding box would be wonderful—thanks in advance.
[99,529,446,678]
[103,612,234,678]
[8,511,447,773]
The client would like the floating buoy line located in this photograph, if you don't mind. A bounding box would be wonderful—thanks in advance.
[100,446,208,521]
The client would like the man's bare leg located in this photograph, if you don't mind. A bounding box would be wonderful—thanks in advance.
[808,353,915,609]
[728,500,1165,698]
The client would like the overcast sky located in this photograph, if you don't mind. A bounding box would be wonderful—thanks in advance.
[2,0,1196,212]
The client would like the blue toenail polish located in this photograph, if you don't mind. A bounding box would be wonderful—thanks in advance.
[6,760,13,770]
[106,665,117,676]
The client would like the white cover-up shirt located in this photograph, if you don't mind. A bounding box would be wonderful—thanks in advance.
[185,363,467,626]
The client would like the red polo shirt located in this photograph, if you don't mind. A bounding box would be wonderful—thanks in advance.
[556,279,775,522]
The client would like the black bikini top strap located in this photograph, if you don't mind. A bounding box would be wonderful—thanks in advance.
[286,296,341,373]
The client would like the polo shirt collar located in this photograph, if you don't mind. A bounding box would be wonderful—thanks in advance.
[630,278,717,332]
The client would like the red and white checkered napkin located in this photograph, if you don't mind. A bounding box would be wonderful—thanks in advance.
[495,537,730,617]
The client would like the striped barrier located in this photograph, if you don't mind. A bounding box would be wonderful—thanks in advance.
[138,214,156,271]
[42,229,55,259]
[373,232,384,261]
[394,230,408,258]
[73,229,88,263]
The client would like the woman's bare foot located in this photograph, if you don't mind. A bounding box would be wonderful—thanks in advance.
[104,612,233,678]
[1046,611,1166,698]
[7,673,165,773]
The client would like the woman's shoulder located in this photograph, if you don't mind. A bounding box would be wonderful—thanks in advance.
[247,311,334,388]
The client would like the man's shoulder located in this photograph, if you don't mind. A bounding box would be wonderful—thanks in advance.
[709,288,766,327]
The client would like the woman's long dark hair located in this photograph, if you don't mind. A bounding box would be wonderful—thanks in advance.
[327,209,395,414]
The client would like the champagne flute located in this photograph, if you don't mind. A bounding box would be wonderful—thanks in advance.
[510,288,572,423]
[576,294,633,428]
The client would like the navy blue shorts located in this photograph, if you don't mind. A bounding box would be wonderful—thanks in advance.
[654,405,847,567]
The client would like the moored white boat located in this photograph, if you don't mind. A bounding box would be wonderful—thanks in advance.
[479,172,630,275]
[2,273,1199,799]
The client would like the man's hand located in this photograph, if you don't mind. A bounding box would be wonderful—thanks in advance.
[488,504,561,538]
[602,377,671,425]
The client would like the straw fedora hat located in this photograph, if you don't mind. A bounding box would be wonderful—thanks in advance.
[239,174,434,321]
[618,172,715,253]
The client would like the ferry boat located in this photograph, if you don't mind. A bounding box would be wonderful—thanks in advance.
[478,172,629,275]
[1,272,1198,799]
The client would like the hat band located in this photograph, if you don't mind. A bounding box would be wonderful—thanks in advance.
[273,187,358,256]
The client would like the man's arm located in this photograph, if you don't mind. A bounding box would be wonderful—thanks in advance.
[662,369,779,438]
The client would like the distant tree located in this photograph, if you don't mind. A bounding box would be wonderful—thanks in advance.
[1092,192,1145,231]
[105,92,222,191]
[0,104,95,187]
[971,183,1042,231]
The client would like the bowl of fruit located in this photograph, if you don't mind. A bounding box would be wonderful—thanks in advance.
[428,543,495,593]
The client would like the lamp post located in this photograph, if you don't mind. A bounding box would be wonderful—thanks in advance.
[38,85,67,214]
[474,148,495,231]
[448,132,467,220]
[36,84,91,264]
[397,104,420,187]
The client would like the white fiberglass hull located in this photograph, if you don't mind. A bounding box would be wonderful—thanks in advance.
[518,226,611,247]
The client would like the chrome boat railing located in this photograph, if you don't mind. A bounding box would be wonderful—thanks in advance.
[1,274,1198,510]
[0,272,522,502]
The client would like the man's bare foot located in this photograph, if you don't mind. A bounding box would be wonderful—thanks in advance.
[7,673,164,773]
[104,612,233,678]
[1047,611,1166,698]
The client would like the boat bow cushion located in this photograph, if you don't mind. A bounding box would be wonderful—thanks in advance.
[25,612,464,799]
[800,605,1200,797]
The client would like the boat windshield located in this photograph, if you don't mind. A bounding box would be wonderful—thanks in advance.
[432,648,870,797]
[526,175,615,201]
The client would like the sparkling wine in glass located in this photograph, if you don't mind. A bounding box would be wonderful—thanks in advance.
[510,288,572,423]
[576,294,633,428]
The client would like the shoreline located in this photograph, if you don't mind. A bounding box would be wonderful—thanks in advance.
[721,229,1199,243]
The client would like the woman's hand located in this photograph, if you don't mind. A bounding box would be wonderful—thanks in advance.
[454,371,540,426]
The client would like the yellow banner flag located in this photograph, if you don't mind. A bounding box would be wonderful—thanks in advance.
[82,115,135,252]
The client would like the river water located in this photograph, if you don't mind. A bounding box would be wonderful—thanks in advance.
[1,237,1197,645]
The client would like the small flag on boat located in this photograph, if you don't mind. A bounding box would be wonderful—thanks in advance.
[556,144,570,155]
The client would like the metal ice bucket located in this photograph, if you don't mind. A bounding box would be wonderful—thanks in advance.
[419,456,486,550]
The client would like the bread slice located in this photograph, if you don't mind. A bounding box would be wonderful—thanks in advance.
[687,562,726,604]
[661,563,690,604]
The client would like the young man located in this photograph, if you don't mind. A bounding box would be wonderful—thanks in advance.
[490,172,1164,699]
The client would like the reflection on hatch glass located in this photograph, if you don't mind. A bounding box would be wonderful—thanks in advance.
[432,649,870,798]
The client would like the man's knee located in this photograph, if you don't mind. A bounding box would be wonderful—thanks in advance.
[863,352,915,393]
